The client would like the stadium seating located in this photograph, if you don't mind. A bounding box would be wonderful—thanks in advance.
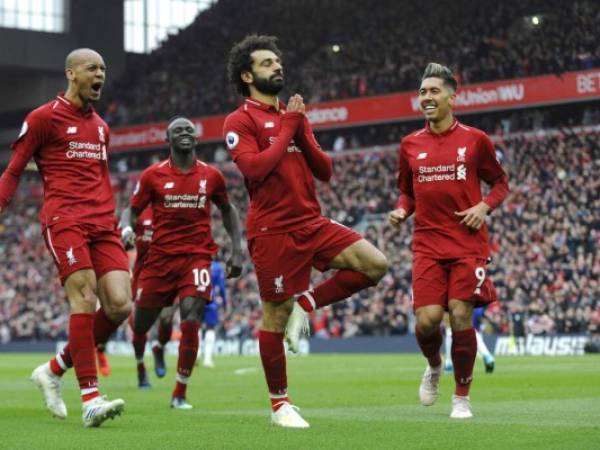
[101,0,600,126]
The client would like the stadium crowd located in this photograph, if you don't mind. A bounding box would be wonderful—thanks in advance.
[1,125,599,342]
[101,0,600,126]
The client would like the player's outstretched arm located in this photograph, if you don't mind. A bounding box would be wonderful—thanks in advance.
[0,145,35,212]
[217,202,243,278]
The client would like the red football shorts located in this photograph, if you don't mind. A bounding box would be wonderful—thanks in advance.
[248,217,362,302]
[411,255,497,312]
[135,253,212,308]
[43,222,129,284]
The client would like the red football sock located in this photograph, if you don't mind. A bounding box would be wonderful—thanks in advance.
[173,320,199,398]
[49,345,73,376]
[50,308,120,377]
[93,308,120,346]
[158,320,173,347]
[258,330,287,410]
[416,327,443,368]
[69,313,99,402]
[132,332,147,361]
[297,270,376,312]
[452,328,477,397]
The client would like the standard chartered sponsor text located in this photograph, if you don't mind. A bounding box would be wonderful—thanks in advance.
[66,141,104,159]
[417,164,457,182]
[164,193,206,209]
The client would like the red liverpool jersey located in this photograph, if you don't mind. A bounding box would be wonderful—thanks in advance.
[397,119,509,259]
[223,98,322,239]
[130,158,228,257]
[0,94,116,229]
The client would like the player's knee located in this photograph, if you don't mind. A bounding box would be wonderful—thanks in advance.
[449,304,472,331]
[104,290,132,322]
[367,251,388,282]
[416,312,443,335]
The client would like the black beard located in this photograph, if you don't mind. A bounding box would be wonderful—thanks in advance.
[253,75,284,96]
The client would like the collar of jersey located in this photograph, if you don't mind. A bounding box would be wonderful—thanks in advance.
[425,117,459,137]
[56,92,95,117]
[166,157,202,174]
[244,97,285,112]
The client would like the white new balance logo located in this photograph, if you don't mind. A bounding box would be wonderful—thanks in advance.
[417,152,428,160]
[66,127,77,134]
[264,121,274,128]
[164,182,174,189]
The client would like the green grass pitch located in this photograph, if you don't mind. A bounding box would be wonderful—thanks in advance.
[1,353,599,449]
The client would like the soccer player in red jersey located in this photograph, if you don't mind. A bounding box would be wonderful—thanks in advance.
[388,63,509,418]
[0,49,130,427]
[123,116,242,409]
[224,35,388,428]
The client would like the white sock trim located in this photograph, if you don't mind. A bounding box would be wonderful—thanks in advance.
[81,387,98,396]
[176,374,189,384]
[269,392,288,400]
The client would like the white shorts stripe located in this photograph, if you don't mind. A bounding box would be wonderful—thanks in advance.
[46,228,60,263]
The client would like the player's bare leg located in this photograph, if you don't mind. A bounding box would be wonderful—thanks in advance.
[288,239,388,352]
[170,296,204,410]
[153,306,175,378]
[414,305,444,406]
[448,299,475,419]
[259,299,309,428]
[132,306,163,388]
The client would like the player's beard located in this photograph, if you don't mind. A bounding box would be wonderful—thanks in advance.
[253,73,284,96]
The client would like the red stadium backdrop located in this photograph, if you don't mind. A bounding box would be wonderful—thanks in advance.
[110,69,600,151]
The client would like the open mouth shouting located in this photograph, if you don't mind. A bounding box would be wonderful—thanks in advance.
[90,81,103,98]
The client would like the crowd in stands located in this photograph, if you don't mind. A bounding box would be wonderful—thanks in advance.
[2,123,599,342]
[101,0,600,126]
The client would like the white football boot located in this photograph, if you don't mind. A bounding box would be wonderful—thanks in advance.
[419,362,442,406]
[171,397,193,410]
[285,300,310,353]
[450,395,473,419]
[30,363,67,419]
[271,403,310,428]
[82,396,125,427]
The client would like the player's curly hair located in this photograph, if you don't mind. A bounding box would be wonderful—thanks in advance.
[422,62,458,91]
[227,34,282,97]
